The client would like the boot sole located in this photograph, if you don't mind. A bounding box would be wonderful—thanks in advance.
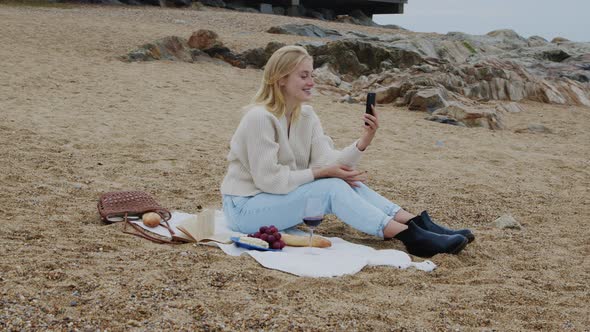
[450,237,469,255]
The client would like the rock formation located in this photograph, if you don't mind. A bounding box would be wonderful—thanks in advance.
[122,24,590,130]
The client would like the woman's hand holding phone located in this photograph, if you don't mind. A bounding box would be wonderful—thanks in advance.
[357,92,379,151]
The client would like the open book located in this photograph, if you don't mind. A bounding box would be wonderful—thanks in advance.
[130,210,233,244]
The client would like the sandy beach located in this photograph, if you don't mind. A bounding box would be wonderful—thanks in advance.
[0,4,589,331]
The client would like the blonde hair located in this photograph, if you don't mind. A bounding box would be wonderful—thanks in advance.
[254,45,312,121]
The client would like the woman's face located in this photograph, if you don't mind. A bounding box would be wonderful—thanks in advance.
[280,58,315,105]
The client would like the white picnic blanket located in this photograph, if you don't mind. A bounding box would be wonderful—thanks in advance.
[210,210,436,277]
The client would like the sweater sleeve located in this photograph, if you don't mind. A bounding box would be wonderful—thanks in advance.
[308,110,363,168]
[243,110,314,194]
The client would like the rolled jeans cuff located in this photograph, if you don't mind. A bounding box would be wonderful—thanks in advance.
[387,204,402,218]
[376,214,393,238]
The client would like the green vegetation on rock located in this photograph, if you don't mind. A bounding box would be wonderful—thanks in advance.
[462,41,477,54]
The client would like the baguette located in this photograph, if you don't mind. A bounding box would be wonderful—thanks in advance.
[282,233,331,248]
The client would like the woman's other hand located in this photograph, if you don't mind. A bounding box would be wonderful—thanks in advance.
[312,164,367,187]
[357,105,379,151]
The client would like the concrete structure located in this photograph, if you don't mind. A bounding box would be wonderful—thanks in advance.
[300,0,407,15]
[245,0,407,17]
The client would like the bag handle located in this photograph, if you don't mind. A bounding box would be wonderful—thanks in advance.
[122,212,180,244]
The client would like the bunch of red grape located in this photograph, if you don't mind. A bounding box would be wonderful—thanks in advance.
[248,225,285,249]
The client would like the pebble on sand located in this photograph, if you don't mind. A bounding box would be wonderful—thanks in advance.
[493,214,522,229]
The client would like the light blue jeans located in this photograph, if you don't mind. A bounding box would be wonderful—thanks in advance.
[222,178,401,238]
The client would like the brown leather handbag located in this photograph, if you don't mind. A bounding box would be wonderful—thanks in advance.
[97,191,176,244]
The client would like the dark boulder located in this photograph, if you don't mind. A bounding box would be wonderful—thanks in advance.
[124,36,193,62]
[203,46,246,68]
[541,49,571,62]
[304,39,423,76]
[241,42,286,68]
[188,29,223,50]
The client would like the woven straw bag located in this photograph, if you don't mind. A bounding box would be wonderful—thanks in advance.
[97,191,175,243]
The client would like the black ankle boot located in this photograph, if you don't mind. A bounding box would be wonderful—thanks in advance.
[394,221,468,258]
[412,211,475,243]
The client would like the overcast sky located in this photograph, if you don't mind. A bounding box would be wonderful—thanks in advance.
[373,0,590,42]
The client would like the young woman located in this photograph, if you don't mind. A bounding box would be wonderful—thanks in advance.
[220,45,474,257]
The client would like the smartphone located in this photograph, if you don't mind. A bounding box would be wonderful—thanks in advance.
[365,92,376,126]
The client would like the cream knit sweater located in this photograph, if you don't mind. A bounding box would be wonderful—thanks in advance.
[220,104,364,196]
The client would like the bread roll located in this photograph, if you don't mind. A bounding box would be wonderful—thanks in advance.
[142,212,161,228]
[281,233,331,248]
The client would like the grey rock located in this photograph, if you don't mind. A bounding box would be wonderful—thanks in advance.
[563,53,590,66]
[493,214,522,229]
[203,46,246,68]
[264,41,287,55]
[496,102,524,113]
[514,124,553,134]
[426,115,466,126]
[431,103,506,130]
[414,64,436,73]
[527,35,548,47]
[346,31,369,39]
[551,37,570,43]
[312,64,341,86]
[190,48,226,64]
[120,21,590,112]
[374,83,402,103]
[339,81,352,92]
[379,23,406,30]
[267,23,341,38]
[307,39,423,76]
[408,87,449,113]
[124,36,193,62]
[486,29,526,41]
[240,41,285,68]
[379,60,394,71]
[241,47,266,68]
[338,94,354,103]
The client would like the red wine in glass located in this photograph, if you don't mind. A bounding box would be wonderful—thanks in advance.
[303,217,323,227]
[303,197,324,254]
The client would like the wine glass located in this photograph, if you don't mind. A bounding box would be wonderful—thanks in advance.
[303,197,324,255]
